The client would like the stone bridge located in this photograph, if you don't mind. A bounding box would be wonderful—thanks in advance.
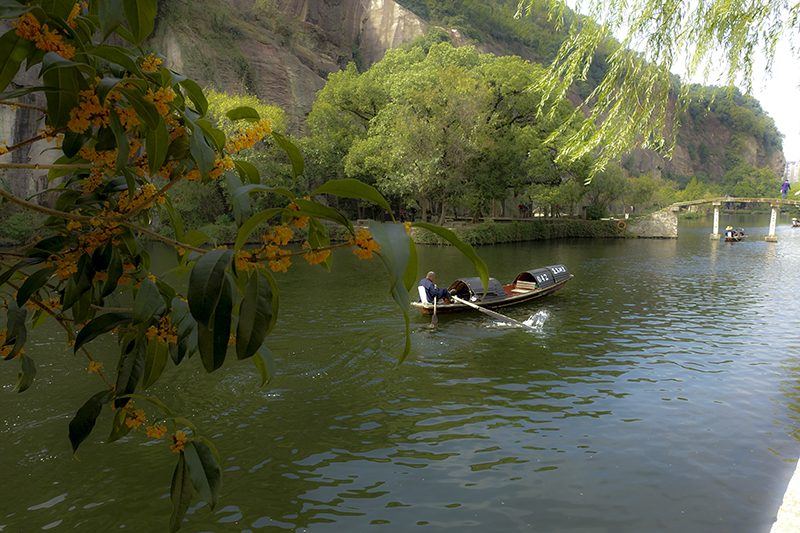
[672,197,800,242]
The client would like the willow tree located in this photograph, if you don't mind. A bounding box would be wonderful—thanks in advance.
[516,0,793,170]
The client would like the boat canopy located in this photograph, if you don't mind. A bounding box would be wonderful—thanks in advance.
[446,277,506,302]
[513,265,570,289]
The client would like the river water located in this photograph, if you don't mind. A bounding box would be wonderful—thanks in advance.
[3,214,800,532]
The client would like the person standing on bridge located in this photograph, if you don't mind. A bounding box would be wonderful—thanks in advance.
[781,180,791,199]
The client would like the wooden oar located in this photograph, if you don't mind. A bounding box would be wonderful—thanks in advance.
[451,296,539,333]
[431,295,438,327]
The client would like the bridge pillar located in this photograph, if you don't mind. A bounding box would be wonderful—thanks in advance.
[710,202,721,240]
[767,204,779,242]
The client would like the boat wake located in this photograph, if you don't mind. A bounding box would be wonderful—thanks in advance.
[523,309,550,329]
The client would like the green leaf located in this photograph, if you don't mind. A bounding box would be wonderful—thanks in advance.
[184,440,222,509]
[122,0,156,44]
[108,107,130,173]
[74,313,133,353]
[169,453,193,533]
[225,106,260,122]
[307,217,332,272]
[403,238,419,292]
[15,354,36,393]
[0,1,33,18]
[236,271,272,360]
[3,301,27,360]
[69,389,115,454]
[189,128,215,181]
[412,222,490,295]
[145,115,169,174]
[87,44,144,77]
[271,132,303,179]
[132,278,162,325]
[100,245,124,298]
[195,119,226,154]
[43,65,80,130]
[0,85,46,101]
[0,257,44,286]
[198,277,232,372]
[106,407,133,443]
[233,159,260,184]
[40,51,94,77]
[312,179,393,220]
[368,221,413,363]
[233,208,282,252]
[142,339,169,389]
[253,345,276,387]
[114,339,145,408]
[180,229,213,249]
[0,30,30,94]
[97,0,126,42]
[225,171,250,228]
[16,267,56,307]
[188,248,233,326]
[179,78,207,115]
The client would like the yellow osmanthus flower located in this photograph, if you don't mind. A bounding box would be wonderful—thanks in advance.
[225,119,272,152]
[146,424,168,439]
[404,221,412,234]
[88,360,103,373]
[146,316,178,344]
[140,54,163,73]
[301,241,331,265]
[171,431,187,453]
[349,229,381,259]
[26,298,61,312]
[66,2,85,28]
[125,408,146,429]
[15,12,76,59]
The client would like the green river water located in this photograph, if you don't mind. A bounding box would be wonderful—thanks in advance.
[3,214,800,532]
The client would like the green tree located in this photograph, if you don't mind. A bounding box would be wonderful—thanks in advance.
[584,163,628,217]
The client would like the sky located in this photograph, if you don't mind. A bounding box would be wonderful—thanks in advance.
[749,44,800,163]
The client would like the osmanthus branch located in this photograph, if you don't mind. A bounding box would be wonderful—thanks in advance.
[0,127,68,154]
[116,176,184,222]
[0,100,48,113]
[3,279,113,390]
[0,187,96,222]
[118,219,207,254]
[0,163,96,170]
[283,241,352,258]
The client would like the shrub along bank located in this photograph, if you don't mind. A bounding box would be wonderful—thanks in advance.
[411,219,627,245]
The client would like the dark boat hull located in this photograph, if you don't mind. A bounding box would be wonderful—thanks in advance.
[411,266,573,315]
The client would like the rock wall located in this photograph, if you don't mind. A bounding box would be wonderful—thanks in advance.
[627,208,679,239]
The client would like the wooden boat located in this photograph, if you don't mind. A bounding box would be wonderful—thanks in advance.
[724,228,745,242]
[411,264,573,315]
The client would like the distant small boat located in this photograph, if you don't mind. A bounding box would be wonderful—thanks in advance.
[724,227,745,242]
[411,265,572,315]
